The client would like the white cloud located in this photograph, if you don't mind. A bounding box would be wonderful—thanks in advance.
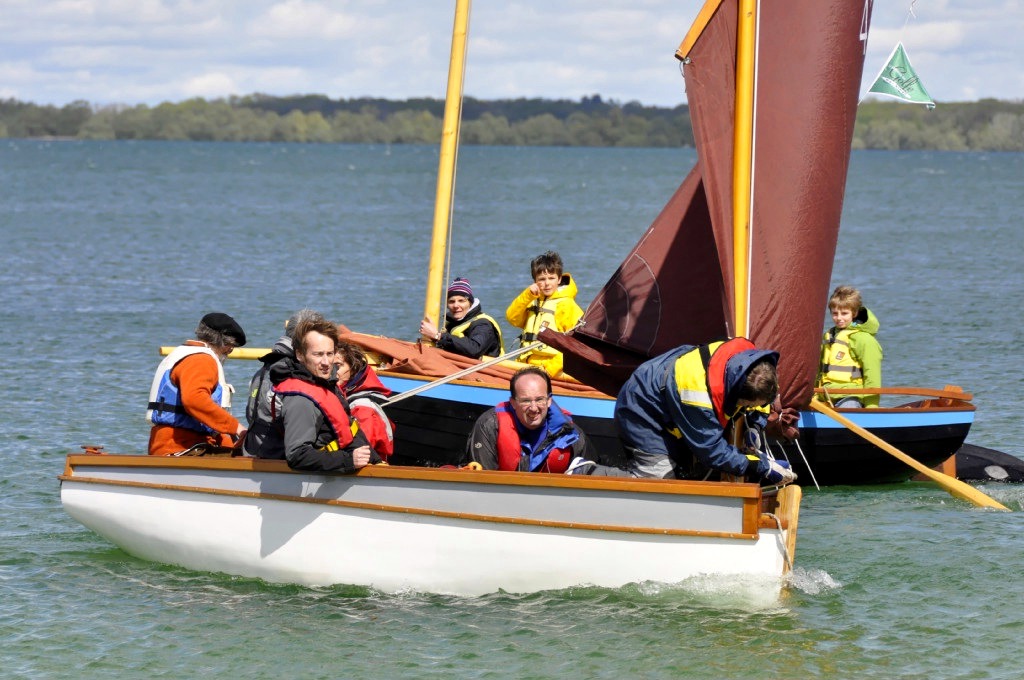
[181,72,240,100]
[249,0,357,40]
[0,0,1020,107]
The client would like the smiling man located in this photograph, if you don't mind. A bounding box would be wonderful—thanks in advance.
[464,366,596,473]
[251,316,378,473]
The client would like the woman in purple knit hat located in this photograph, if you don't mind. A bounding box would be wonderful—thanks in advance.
[419,277,504,359]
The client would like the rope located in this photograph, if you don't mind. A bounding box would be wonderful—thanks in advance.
[762,512,794,573]
[775,438,820,491]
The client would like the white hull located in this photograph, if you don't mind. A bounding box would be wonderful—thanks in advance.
[61,455,800,596]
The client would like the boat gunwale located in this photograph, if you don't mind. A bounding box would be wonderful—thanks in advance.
[60,454,764,499]
[60,472,787,539]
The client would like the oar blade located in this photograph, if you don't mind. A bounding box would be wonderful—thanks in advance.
[809,400,1009,511]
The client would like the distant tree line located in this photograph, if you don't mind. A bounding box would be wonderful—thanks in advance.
[1,94,1022,151]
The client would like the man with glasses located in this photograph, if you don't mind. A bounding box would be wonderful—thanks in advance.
[250,316,379,472]
[464,366,596,472]
[147,312,248,455]
[572,338,797,485]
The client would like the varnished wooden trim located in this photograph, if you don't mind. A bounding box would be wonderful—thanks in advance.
[61,455,764,500]
[757,514,789,531]
[60,475,764,540]
[776,485,801,574]
[813,386,973,402]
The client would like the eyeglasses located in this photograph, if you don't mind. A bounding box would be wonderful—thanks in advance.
[515,395,551,407]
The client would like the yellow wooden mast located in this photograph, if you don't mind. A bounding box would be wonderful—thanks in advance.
[731,0,756,339]
[423,0,472,331]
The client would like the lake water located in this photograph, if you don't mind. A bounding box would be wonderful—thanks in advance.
[2,140,1023,678]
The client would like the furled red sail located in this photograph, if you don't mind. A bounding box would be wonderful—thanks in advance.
[545,0,873,407]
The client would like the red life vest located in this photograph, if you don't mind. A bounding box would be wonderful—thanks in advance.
[701,337,757,427]
[273,377,357,449]
[494,403,573,473]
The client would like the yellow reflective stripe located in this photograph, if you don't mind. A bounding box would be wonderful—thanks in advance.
[673,343,719,408]
[320,440,340,452]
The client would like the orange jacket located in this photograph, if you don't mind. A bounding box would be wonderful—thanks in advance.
[148,345,239,455]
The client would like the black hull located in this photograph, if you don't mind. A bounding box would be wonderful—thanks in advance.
[955,443,1024,483]
[773,422,972,486]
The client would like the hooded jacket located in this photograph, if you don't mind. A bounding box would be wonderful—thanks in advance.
[614,340,779,479]
[340,364,395,458]
[818,307,883,407]
[505,273,584,377]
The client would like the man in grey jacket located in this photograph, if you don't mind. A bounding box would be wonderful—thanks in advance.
[251,315,379,473]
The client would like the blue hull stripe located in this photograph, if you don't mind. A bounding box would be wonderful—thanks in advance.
[381,377,974,428]
[797,410,974,429]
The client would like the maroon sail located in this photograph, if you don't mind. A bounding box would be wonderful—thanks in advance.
[546,0,872,407]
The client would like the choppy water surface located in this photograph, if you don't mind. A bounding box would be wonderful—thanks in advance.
[2,141,1022,679]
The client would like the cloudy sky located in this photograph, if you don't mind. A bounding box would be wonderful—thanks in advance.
[2,0,1021,109]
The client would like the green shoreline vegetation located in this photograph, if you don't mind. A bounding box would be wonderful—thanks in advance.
[2,93,1023,151]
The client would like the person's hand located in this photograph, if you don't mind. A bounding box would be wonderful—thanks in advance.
[351,445,372,469]
[528,283,540,296]
[766,398,800,441]
[761,457,797,486]
[419,317,439,342]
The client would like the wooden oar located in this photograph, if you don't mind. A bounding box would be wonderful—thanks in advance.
[809,400,1009,510]
[384,342,542,406]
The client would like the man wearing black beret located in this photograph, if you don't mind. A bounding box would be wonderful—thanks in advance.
[147,312,248,455]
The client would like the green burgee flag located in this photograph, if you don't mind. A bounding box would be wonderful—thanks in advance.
[867,42,936,109]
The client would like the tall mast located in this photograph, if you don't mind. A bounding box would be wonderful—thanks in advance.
[731,0,756,338]
[423,0,471,329]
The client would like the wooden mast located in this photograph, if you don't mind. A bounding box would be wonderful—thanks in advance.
[423,0,472,332]
[732,0,756,338]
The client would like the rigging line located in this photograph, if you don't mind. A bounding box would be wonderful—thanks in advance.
[761,513,793,572]
[778,438,820,490]
[860,0,872,45]
[441,3,471,326]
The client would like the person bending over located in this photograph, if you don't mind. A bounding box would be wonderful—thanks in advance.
[568,338,796,486]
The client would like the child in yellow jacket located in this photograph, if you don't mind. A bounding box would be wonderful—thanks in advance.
[505,251,584,379]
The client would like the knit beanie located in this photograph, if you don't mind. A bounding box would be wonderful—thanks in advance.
[446,277,474,302]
